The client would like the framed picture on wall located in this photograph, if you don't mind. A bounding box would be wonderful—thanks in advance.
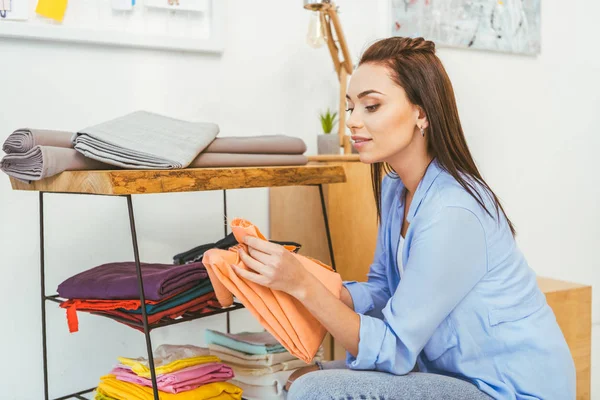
[390,0,541,55]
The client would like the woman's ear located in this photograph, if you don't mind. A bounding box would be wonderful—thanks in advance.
[416,106,429,129]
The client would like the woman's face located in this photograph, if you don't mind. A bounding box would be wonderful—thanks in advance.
[345,63,427,164]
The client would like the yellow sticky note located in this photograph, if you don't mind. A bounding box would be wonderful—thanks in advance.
[36,0,68,22]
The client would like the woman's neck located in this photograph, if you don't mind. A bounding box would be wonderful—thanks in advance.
[388,151,433,195]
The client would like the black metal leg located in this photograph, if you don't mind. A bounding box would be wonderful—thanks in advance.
[318,184,336,271]
[223,189,231,334]
[39,192,49,400]
[126,195,159,400]
[223,190,228,237]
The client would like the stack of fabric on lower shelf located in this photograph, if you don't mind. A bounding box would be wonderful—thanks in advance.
[205,329,323,400]
[0,110,308,183]
[95,344,243,399]
[57,261,218,333]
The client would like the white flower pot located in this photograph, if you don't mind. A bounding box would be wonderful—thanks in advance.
[317,134,339,155]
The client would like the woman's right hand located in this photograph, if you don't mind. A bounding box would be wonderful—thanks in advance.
[284,364,320,391]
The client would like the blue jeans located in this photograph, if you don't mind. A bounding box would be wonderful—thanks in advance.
[287,360,491,400]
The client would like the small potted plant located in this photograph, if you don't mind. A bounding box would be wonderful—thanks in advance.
[317,108,339,154]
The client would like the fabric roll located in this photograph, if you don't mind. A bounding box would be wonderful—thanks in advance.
[205,330,286,355]
[96,375,242,400]
[2,128,73,154]
[204,135,306,155]
[57,261,208,301]
[0,146,112,182]
[202,218,342,363]
[111,362,234,394]
[189,152,307,168]
[73,111,219,169]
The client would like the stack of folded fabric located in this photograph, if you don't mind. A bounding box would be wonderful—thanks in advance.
[96,344,243,399]
[173,232,302,265]
[205,330,323,400]
[1,110,308,182]
[57,261,218,333]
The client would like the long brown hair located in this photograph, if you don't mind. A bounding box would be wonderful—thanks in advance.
[362,37,516,235]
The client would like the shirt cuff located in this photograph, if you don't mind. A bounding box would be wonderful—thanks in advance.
[343,281,374,315]
[346,313,386,370]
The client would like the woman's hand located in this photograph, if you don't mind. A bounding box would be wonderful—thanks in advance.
[232,235,315,299]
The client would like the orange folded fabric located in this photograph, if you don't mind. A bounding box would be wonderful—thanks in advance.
[202,218,342,363]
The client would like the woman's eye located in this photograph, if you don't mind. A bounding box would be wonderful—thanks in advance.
[345,108,354,113]
[365,104,380,112]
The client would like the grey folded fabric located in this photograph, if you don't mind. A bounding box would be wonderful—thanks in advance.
[72,111,219,169]
[0,146,113,182]
[2,129,73,154]
[189,153,308,167]
[204,135,306,155]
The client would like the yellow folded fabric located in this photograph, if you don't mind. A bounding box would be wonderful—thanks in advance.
[97,374,243,400]
[118,355,220,379]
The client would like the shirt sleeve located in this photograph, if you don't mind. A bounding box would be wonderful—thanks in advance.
[343,213,391,319]
[346,206,488,374]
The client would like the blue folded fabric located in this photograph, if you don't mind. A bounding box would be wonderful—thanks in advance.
[205,329,286,355]
[123,280,214,315]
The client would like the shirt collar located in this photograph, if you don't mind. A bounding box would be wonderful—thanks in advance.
[395,158,443,224]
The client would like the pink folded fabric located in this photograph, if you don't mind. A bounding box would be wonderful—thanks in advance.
[202,219,342,363]
[204,135,306,155]
[111,362,235,394]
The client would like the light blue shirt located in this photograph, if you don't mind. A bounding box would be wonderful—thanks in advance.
[344,159,576,400]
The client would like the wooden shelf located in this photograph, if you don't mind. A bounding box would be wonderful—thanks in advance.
[9,165,346,195]
[308,154,361,162]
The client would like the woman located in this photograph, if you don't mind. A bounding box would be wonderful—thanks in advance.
[232,37,575,399]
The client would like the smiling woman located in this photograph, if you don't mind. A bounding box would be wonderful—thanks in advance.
[243,36,575,400]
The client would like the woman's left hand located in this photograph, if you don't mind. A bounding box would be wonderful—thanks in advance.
[232,236,313,299]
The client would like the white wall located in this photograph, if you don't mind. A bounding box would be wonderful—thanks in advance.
[0,0,597,399]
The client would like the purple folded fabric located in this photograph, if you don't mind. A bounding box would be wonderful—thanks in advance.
[111,362,235,394]
[57,261,208,301]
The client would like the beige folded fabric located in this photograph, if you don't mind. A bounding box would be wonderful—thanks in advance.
[2,129,73,154]
[204,135,306,155]
[230,357,321,377]
[73,111,219,169]
[208,344,298,367]
[189,153,307,167]
[0,146,113,182]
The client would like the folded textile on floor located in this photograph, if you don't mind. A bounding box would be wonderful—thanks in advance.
[118,344,219,378]
[96,374,242,400]
[202,218,342,363]
[111,362,234,394]
[57,261,208,301]
[2,128,73,154]
[0,146,113,182]
[189,153,308,167]
[60,280,215,333]
[173,232,301,265]
[73,110,219,169]
[229,369,294,400]
[205,330,286,355]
